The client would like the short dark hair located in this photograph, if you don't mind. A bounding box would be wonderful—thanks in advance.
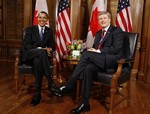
[38,11,49,18]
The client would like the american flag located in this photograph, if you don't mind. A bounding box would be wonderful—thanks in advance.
[115,0,132,32]
[55,0,72,66]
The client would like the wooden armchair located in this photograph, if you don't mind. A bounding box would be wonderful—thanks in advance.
[14,49,57,100]
[14,28,57,100]
[91,32,138,114]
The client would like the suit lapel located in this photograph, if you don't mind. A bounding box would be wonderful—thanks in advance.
[34,26,41,42]
[42,27,48,44]
[100,26,112,44]
[93,30,101,48]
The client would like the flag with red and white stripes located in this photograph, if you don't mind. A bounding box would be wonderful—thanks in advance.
[86,0,107,48]
[115,0,132,32]
[33,0,49,26]
[55,0,72,66]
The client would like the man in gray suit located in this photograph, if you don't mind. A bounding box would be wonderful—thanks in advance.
[22,11,61,106]
[54,11,124,114]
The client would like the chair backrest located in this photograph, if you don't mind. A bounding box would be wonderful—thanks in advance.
[123,32,138,60]
[117,32,138,84]
[19,28,26,64]
[93,32,138,85]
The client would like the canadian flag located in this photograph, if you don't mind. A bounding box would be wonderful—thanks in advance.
[33,0,49,26]
[86,0,107,48]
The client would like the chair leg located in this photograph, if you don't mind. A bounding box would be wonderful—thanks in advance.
[14,74,20,101]
[76,80,80,101]
[15,78,18,94]
[23,75,26,85]
[109,110,113,114]
[14,68,19,96]
[109,87,116,114]
[126,80,130,106]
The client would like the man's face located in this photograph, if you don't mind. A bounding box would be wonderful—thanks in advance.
[37,13,48,27]
[98,14,111,29]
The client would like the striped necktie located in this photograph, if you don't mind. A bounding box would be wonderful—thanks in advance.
[98,30,106,49]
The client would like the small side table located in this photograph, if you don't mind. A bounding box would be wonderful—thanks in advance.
[62,56,79,66]
[62,56,80,101]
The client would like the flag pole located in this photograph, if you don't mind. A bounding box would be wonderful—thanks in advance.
[56,59,66,85]
[55,0,66,85]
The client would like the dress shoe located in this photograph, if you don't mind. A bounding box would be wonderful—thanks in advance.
[59,85,70,94]
[48,84,62,97]
[30,92,41,106]
[70,103,90,114]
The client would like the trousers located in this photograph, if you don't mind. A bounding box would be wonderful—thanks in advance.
[25,49,53,91]
[65,51,106,99]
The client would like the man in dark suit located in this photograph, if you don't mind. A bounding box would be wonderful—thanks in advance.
[22,11,61,106]
[54,11,124,113]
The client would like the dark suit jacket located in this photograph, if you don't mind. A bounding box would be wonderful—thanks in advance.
[22,25,54,62]
[93,25,123,69]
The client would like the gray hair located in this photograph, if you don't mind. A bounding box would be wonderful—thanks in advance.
[98,11,111,19]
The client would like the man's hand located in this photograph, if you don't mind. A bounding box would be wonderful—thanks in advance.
[42,47,52,56]
[47,48,52,56]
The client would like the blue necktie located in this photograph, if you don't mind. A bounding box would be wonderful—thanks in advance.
[40,27,44,41]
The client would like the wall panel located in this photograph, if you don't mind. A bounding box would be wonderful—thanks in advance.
[0,0,2,39]
[4,0,23,40]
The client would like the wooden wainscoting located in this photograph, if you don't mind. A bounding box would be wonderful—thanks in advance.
[0,40,22,61]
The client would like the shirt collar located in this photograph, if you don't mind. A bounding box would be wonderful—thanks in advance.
[102,25,110,32]
[38,25,45,31]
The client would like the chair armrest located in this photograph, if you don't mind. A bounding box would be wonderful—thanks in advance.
[111,62,123,86]
[117,58,134,64]
[111,58,134,86]
[14,49,21,81]
[52,51,57,79]
[15,49,21,66]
